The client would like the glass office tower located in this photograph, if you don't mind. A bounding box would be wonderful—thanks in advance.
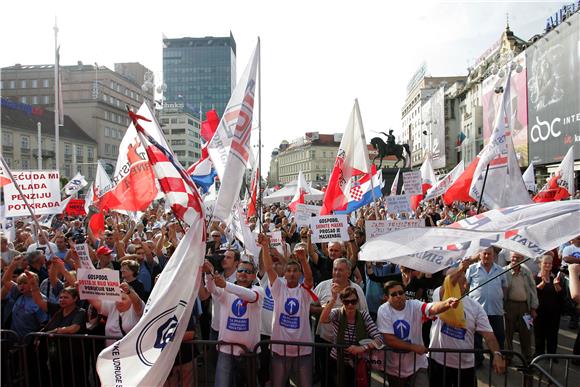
[163,33,236,118]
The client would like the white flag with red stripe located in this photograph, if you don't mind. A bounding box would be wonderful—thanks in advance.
[424,160,465,201]
[534,146,575,202]
[468,68,531,209]
[208,41,260,222]
[390,169,400,196]
[289,171,309,212]
[321,99,372,214]
[129,110,204,226]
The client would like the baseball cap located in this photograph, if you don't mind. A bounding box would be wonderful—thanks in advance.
[96,245,113,255]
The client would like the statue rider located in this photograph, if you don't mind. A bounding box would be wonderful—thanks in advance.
[386,129,395,148]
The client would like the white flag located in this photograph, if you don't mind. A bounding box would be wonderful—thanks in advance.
[321,99,372,214]
[96,219,205,386]
[360,200,580,273]
[63,172,88,196]
[424,160,465,201]
[390,169,400,196]
[208,41,260,222]
[534,146,575,201]
[522,162,536,192]
[469,68,531,209]
[289,171,309,212]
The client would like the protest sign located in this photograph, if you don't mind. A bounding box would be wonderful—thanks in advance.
[77,268,121,301]
[4,170,61,217]
[386,194,411,214]
[74,243,96,269]
[403,171,422,195]
[310,215,349,243]
[365,219,426,239]
[267,230,285,254]
[295,204,323,227]
[65,199,86,216]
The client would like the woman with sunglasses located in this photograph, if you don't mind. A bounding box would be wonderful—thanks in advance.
[320,285,383,386]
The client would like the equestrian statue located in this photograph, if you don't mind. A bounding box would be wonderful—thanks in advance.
[370,130,411,169]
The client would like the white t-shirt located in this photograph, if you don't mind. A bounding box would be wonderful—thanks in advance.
[100,299,144,346]
[429,287,493,369]
[215,284,265,356]
[210,271,237,332]
[314,280,368,342]
[270,277,314,356]
[561,244,580,269]
[260,274,275,336]
[377,299,431,378]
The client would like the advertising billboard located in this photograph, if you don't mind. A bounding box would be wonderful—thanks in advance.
[526,12,580,165]
[482,52,529,167]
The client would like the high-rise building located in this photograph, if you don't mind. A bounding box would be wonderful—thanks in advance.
[1,61,154,172]
[163,34,236,118]
[159,103,202,168]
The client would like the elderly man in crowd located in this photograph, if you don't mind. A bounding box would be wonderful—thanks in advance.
[503,252,538,363]
[465,247,507,367]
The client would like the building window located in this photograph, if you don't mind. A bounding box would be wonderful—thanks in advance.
[43,95,50,104]
[172,129,185,134]
[105,127,111,137]
[20,96,27,104]
[9,80,15,89]
[21,159,29,169]
[171,139,186,146]
[64,143,72,155]
[105,144,111,154]
[20,80,27,88]
[88,165,95,179]
[75,144,83,158]
[88,147,94,160]
[21,136,30,149]
[31,96,38,104]
[31,79,38,88]
[112,145,118,155]
[43,79,49,87]
[2,132,13,146]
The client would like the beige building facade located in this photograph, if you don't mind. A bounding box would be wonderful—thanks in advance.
[1,61,154,172]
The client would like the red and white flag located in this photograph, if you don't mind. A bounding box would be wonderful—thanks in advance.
[246,167,260,220]
[468,68,531,209]
[104,103,159,212]
[0,158,13,188]
[289,171,309,212]
[129,110,204,227]
[321,99,372,214]
[425,160,464,202]
[208,41,259,222]
[410,154,437,209]
[444,69,531,208]
[534,146,575,202]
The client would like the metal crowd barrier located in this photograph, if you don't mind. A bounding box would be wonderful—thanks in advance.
[529,354,580,387]
[1,330,579,387]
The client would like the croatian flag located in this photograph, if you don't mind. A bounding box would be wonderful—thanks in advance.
[335,166,383,214]
[187,110,220,194]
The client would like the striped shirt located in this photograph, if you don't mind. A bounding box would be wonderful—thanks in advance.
[329,308,383,365]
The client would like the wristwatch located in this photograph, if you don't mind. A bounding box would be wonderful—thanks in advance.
[494,351,504,358]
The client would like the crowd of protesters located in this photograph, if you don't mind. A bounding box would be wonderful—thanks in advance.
[1,195,580,387]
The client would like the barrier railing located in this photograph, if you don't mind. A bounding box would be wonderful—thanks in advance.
[1,330,579,387]
[529,354,580,387]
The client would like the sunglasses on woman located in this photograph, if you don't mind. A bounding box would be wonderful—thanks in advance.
[341,298,358,305]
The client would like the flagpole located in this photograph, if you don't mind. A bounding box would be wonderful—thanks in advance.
[257,37,263,232]
[476,164,490,214]
[0,155,56,258]
[53,19,60,176]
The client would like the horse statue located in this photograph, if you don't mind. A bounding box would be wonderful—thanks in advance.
[370,135,411,169]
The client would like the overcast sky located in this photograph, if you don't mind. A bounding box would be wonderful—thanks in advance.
[0,0,568,167]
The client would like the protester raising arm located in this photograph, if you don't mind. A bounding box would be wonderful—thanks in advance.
[570,264,580,304]
[258,233,277,287]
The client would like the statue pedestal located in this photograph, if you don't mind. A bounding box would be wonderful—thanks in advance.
[380,167,412,196]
